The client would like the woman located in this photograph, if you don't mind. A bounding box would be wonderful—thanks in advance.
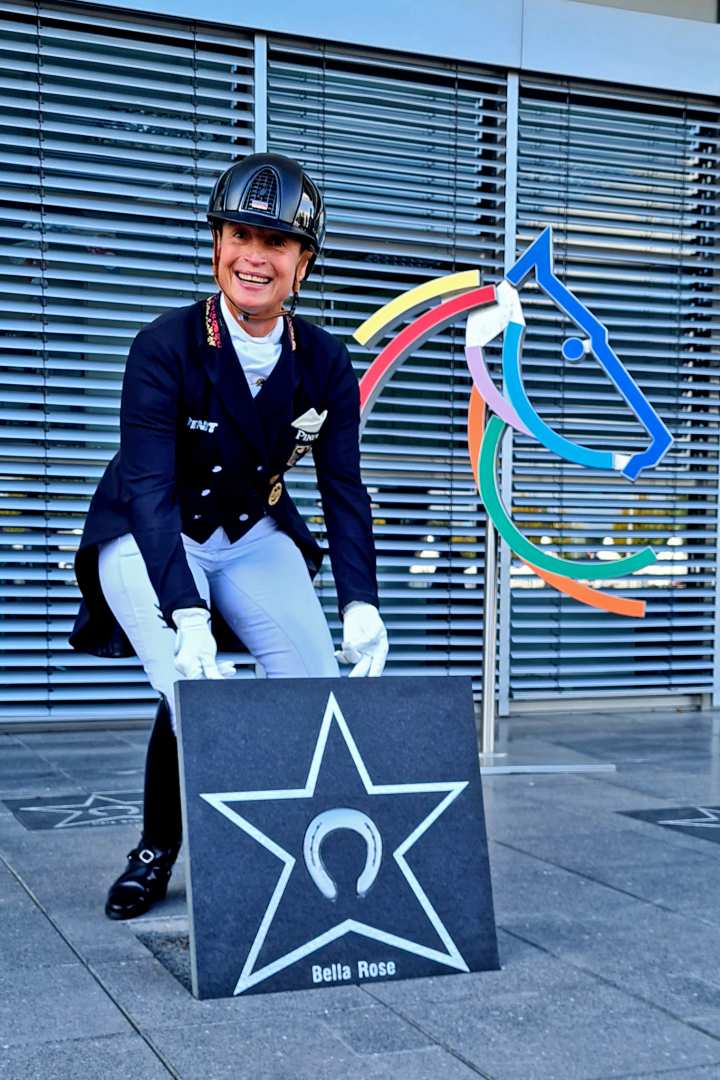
[70,152,388,920]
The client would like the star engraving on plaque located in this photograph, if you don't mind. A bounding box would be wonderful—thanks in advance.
[200,691,469,994]
[17,792,143,829]
[657,806,720,829]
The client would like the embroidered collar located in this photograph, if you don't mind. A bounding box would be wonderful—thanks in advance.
[205,293,296,352]
[204,294,222,348]
[285,313,297,352]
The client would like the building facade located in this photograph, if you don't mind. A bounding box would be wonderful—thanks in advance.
[1,0,719,726]
[577,0,717,21]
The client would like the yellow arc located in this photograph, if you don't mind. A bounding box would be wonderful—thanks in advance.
[353,269,482,347]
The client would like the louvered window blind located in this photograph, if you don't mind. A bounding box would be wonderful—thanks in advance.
[1,2,718,727]
[267,39,507,686]
[0,0,254,721]
[505,78,720,704]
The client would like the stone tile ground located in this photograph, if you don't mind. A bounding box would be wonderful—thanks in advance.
[1,709,720,1079]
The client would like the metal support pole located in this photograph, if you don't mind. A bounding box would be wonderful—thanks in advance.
[498,71,519,721]
[712,444,720,708]
[480,72,519,750]
[481,516,498,752]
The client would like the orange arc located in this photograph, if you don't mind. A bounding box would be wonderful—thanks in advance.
[521,560,647,617]
[467,390,646,617]
[467,385,486,470]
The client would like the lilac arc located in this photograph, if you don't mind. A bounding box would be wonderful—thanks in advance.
[464,344,531,437]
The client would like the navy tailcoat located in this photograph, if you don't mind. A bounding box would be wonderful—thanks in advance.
[70,293,378,658]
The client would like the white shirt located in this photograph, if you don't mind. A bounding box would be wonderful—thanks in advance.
[219,293,283,398]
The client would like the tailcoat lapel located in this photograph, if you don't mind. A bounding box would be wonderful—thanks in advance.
[198,293,267,459]
[253,317,301,461]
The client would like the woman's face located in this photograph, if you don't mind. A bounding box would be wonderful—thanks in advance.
[215,222,309,323]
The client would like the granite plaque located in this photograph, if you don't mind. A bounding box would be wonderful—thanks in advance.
[175,675,498,999]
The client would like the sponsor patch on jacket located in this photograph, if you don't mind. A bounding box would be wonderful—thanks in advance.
[286,408,327,466]
[291,408,327,442]
[187,417,219,433]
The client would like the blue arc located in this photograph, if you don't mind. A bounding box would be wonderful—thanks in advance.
[502,321,615,471]
[506,227,674,481]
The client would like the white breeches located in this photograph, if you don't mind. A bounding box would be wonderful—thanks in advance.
[98,517,339,729]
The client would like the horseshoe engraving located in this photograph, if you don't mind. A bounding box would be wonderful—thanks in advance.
[303,808,383,902]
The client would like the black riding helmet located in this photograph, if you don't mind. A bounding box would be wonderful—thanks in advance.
[207,153,326,278]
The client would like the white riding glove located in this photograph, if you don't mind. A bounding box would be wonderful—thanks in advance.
[335,602,388,678]
[172,608,235,680]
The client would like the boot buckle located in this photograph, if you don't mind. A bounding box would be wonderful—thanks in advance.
[138,848,156,865]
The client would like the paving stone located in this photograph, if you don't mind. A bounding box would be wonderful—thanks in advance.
[367,930,583,1011]
[0,965,131,1047]
[612,1066,720,1079]
[93,955,373,1030]
[17,732,129,749]
[0,818,142,879]
[0,861,29,904]
[493,832,720,928]
[0,1033,171,1080]
[567,853,720,925]
[551,735,705,760]
[323,1003,433,1054]
[0,856,188,957]
[599,767,720,806]
[377,979,720,1079]
[114,728,153,752]
[0,838,176,964]
[490,845,640,924]
[500,899,719,976]
[498,899,720,1035]
[0,903,78,973]
[147,1017,417,1080]
[0,744,51,767]
[46,905,152,965]
[36,748,145,776]
[359,1047,481,1079]
[0,753,75,797]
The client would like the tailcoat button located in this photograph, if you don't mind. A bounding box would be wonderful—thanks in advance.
[256,465,264,473]
[193,514,202,520]
[201,488,210,496]
[238,513,249,522]
[212,465,222,473]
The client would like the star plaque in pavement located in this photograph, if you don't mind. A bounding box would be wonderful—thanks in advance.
[622,805,720,844]
[4,791,143,831]
[176,676,499,999]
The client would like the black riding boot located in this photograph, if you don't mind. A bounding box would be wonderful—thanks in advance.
[141,695,183,850]
[105,699,182,920]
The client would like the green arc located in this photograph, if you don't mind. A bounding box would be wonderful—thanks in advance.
[479,415,657,581]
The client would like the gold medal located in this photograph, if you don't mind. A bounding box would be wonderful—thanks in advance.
[268,481,283,506]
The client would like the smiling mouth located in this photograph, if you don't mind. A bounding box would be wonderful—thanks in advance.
[235,271,272,285]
